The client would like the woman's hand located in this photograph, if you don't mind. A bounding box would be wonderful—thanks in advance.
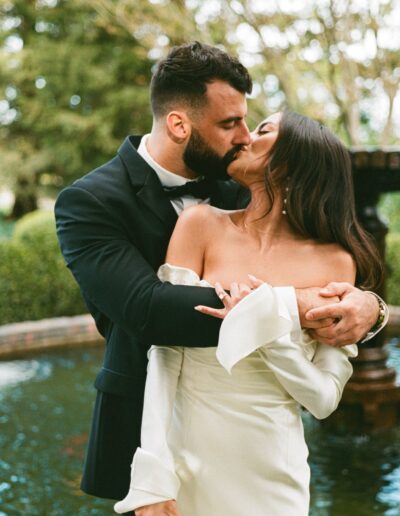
[195,275,263,319]
[135,500,180,516]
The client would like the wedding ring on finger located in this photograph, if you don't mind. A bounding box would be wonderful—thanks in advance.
[215,283,229,301]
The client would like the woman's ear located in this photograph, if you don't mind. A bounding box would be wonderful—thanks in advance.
[166,111,191,143]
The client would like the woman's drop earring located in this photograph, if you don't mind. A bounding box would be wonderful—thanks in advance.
[282,179,289,215]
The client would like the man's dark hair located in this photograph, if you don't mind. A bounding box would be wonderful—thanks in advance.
[150,41,252,119]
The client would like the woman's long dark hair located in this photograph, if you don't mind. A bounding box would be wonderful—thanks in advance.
[264,110,383,290]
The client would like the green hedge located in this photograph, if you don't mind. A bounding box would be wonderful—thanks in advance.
[386,232,400,306]
[1,209,400,326]
[0,210,86,325]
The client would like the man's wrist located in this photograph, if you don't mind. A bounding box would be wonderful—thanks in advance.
[361,291,389,343]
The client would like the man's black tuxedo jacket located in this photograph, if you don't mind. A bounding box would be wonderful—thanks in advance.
[55,136,247,500]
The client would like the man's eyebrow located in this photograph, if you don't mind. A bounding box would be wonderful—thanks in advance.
[218,116,243,124]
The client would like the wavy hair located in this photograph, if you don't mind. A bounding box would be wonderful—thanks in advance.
[150,41,252,118]
[263,111,383,290]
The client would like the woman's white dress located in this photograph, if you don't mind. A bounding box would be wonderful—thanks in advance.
[115,264,357,516]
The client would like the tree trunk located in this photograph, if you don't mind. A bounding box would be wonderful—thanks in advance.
[10,177,38,220]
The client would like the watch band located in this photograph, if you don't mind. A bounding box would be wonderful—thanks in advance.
[361,291,389,343]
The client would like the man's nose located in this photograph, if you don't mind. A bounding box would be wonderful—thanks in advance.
[234,121,252,145]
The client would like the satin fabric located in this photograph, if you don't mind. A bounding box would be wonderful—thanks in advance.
[115,265,357,516]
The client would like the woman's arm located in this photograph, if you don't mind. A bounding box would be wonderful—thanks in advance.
[261,250,357,419]
[259,339,357,419]
[216,247,358,419]
[114,346,184,513]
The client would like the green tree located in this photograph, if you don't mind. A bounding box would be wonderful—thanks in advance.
[0,0,153,217]
[96,0,400,142]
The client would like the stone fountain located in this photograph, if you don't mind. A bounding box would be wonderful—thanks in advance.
[329,147,400,431]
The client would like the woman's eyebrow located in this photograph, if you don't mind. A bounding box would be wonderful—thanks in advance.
[257,121,276,131]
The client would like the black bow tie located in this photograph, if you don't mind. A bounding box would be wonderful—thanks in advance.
[163,178,216,200]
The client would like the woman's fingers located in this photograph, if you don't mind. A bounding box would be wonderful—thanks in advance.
[194,305,226,319]
[247,274,264,288]
[195,277,260,319]
[215,282,229,302]
[239,282,252,294]
[230,282,240,299]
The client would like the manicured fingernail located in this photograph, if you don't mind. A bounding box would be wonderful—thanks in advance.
[248,274,257,281]
[194,306,202,311]
[320,288,330,294]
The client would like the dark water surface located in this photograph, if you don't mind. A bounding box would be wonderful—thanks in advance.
[1,341,400,515]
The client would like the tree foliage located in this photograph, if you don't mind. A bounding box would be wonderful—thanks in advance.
[0,0,399,217]
[0,0,153,216]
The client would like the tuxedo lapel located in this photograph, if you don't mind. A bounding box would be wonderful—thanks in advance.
[136,169,178,232]
[118,136,177,233]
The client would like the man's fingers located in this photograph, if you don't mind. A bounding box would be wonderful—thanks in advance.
[319,282,353,298]
[302,317,336,329]
[194,306,225,319]
[306,303,344,321]
[309,328,356,347]
[311,322,343,341]
[309,320,357,346]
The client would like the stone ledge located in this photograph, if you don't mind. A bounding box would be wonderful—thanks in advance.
[0,314,104,359]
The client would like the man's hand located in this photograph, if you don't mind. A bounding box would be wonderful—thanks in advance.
[304,282,380,347]
[135,500,180,516]
[296,287,338,329]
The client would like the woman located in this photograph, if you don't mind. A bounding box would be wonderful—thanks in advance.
[115,111,382,515]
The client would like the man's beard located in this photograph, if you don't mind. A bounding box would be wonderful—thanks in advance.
[183,128,242,180]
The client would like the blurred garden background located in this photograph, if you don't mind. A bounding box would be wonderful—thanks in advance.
[1,0,400,514]
[0,0,400,324]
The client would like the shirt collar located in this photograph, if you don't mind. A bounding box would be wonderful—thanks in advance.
[138,134,195,188]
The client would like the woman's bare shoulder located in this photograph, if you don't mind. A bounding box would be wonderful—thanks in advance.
[178,204,234,231]
[310,241,356,284]
[178,204,221,222]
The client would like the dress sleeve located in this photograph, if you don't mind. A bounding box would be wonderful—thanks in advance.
[114,346,183,513]
[216,283,295,372]
[217,284,358,420]
[259,338,357,420]
[114,266,210,513]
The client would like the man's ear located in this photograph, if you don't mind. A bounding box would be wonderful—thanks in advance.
[166,111,191,143]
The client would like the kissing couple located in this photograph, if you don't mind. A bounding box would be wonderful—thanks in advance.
[56,41,386,515]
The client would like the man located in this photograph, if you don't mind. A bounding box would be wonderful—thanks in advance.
[55,42,387,514]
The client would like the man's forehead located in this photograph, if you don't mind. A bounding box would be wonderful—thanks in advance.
[206,80,246,101]
[204,81,247,118]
